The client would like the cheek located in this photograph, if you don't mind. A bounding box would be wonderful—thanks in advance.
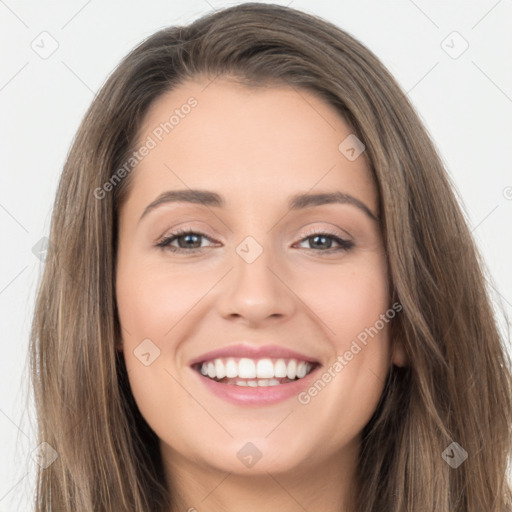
[115,259,215,412]
[303,256,390,347]
[115,261,200,428]
[299,254,391,401]
[297,265,391,441]
[116,260,208,342]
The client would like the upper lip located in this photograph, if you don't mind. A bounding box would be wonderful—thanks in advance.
[189,343,321,367]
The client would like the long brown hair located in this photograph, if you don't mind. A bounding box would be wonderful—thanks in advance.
[30,3,512,510]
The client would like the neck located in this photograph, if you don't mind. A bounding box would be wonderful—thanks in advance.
[162,438,360,512]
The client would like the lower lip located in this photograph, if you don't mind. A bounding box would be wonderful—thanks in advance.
[191,365,321,406]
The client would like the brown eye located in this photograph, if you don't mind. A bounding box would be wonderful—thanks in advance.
[156,229,215,253]
[295,230,354,253]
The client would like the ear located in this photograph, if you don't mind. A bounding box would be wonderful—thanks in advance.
[116,340,124,353]
[391,339,408,367]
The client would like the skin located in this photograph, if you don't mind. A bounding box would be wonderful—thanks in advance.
[115,76,407,512]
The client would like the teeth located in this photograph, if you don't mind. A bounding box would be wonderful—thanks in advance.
[239,358,256,378]
[225,359,237,378]
[256,359,274,378]
[226,378,283,387]
[274,359,288,378]
[198,357,314,381]
[297,362,308,378]
[215,359,226,379]
[287,359,297,380]
[207,361,215,379]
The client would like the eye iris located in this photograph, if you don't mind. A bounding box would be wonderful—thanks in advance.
[179,233,201,249]
[311,235,331,249]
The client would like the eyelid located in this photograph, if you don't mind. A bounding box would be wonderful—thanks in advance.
[154,221,221,243]
[297,224,353,242]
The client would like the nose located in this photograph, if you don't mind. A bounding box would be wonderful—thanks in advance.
[215,242,297,326]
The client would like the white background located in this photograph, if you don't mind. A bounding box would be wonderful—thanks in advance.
[0,0,511,509]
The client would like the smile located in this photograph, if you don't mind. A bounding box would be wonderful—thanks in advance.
[193,357,317,386]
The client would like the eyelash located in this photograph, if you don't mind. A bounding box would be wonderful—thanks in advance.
[156,227,354,255]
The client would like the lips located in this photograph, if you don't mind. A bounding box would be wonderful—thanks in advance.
[188,343,322,406]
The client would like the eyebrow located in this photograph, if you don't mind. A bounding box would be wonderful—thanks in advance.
[138,189,379,222]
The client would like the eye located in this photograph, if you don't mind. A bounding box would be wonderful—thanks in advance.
[156,228,217,253]
[156,227,354,255]
[294,228,354,253]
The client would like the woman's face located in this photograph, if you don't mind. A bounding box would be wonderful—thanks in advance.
[116,77,404,479]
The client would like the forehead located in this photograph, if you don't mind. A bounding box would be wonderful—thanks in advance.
[124,77,377,215]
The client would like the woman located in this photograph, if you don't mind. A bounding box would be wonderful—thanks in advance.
[30,3,512,511]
